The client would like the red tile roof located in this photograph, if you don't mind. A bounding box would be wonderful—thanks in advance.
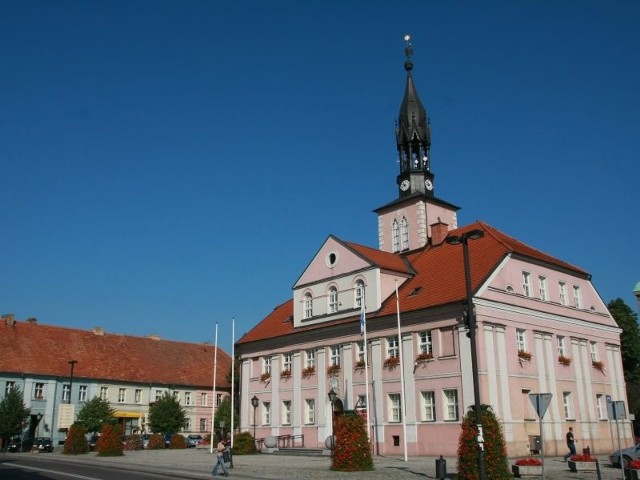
[237,221,588,346]
[0,320,231,388]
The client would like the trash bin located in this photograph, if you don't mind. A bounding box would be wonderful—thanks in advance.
[435,455,447,479]
[582,446,591,455]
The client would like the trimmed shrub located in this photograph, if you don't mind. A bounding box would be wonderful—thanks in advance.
[232,431,257,455]
[147,433,164,450]
[96,423,124,456]
[63,423,89,455]
[124,434,144,451]
[331,413,373,472]
[169,434,186,449]
[457,405,510,480]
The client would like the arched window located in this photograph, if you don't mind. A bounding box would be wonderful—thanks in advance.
[328,287,338,313]
[354,280,365,308]
[304,292,313,319]
[392,220,400,253]
[400,217,409,250]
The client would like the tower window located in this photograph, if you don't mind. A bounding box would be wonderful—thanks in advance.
[400,217,409,250]
[392,220,400,253]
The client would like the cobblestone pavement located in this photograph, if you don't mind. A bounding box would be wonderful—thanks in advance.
[0,448,630,480]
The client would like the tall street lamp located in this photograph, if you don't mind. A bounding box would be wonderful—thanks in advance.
[327,389,337,453]
[250,396,259,446]
[446,228,486,480]
[68,360,78,404]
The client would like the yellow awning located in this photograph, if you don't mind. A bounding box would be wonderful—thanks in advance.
[113,411,143,419]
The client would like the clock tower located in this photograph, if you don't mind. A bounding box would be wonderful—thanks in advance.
[375,36,459,253]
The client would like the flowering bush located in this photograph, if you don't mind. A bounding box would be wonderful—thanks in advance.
[570,453,597,462]
[169,434,186,449]
[302,366,315,378]
[515,457,542,466]
[383,356,400,370]
[147,433,164,449]
[124,434,143,451]
[558,355,572,366]
[331,414,373,471]
[63,423,89,455]
[96,423,123,457]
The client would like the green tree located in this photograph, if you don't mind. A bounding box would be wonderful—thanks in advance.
[0,387,31,448]
[213,396,238,441]
[76,396,116,436]
[457,405,510,480]
[148,391,186,435]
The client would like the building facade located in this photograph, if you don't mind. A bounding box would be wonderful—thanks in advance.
[0,315,231,445]
[235,39,630,457]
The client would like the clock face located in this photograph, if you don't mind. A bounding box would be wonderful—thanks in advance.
[425,179,433,191]
[400,180,410,191]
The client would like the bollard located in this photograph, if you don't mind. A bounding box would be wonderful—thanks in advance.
[435,455,447,479]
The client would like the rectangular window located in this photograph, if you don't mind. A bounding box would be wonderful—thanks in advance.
[282,400,292,425]
[522,271,532,297]
[559,281,567,305]
[79,385,87,402]
[155,390,163,402]
[557,336,566,357]
[135,389,142,404]
[216,394,222,406]
[539,275,548,301]
[184,392,192,406]
[262,402,271,425]
[516,329,527,352]
[573,285,582,308]
[304,294,313,319]
[596,394,607,420]
[421,391,435,422]
[443,389,459,421]
[329,287,339,313]
[183,418,190,431]
[118,388,126,403]
[563,392,574,419]
[387,336,399,358]
[305,349,315,369]
[34,383,45,400]
[5,381,15,395]
[263,356,272,374]
[100,386,108,401]
[200,418,207,432]
[418,331,433,354]
[356,341,365,362]
[282,352,292,373]
[305,399,315,424]
[388,393,402,423]
[590,341,599,362]
[62,384,70,402]
[201,393,208,406]
[330,346,340,366]
[356,394,367,410]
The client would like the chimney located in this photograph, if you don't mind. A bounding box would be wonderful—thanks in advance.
[2,314,16,326]
[93,327,105,336]
[26,317,38,325]
[148,334,161,341]
[430,218,449,246]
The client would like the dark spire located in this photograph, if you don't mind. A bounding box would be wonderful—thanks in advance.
[396,34,431,178]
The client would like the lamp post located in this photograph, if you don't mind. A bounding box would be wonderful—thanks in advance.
[250,396,259,446]
[67,360,77,404]
[327,389,337,453]
[446,228,486,480]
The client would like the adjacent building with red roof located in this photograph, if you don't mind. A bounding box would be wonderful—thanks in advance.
[235,38,629,457]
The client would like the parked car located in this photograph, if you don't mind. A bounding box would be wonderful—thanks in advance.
[33,437,54,452]
[8,436,34,452]
[163,433,173,448]
[186,434,203,448]
[610,443,640,468]
[142,433,151,449]
[88,434,99,451]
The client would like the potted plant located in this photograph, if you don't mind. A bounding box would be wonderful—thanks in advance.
[383,356,400,370]
[512,457,542,477]
[302,365,315,378]
[517,350,532,362]
[260,372,271,383]
[568,453,598,472]
[558,355,572,366]
[624,459,640,480]
[327,364,341,376]
[416,351,434,362]
[280,369,291,379]
[592,360,605,373]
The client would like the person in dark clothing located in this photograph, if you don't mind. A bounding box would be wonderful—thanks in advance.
[563,427,576,461]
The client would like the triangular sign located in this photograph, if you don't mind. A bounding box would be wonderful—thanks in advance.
[529,393,552,419]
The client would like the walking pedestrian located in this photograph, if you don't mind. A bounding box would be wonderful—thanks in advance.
[563,427,577,461]
[211,438,230,477]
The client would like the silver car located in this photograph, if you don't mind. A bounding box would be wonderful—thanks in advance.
[609,443,640,468]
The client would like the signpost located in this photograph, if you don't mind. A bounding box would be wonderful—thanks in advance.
[608,400,627,480]
[529,393,552,480]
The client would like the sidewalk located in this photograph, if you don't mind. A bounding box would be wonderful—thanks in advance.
[1,448,628,479]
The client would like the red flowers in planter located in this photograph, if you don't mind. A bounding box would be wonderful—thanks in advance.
[517,350,532,361]
[592,360,605,373]
[383,356,400,370]
[628,460,640,469]
[558,355,572,366]
[515,457,542,466]
[570,453,597,462]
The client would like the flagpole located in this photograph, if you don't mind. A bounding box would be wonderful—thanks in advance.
[230,317,235,447]
[361,304,371,443]
[395,280,408,462]
[210,321,218,454]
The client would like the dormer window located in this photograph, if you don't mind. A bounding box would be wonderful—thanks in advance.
[328,286,338,313]
[304,292,313,319]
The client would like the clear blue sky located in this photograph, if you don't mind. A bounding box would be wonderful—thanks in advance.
[2,1,639,348]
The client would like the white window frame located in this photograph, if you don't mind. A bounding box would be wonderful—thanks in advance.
[590,341,599,362]
[5,381,15,395]
[62,384,70,402]
[305,349,315,369]
[328,286,338,313]
[304,292,313,318]
[34,383,45,400]
[418,331,433,354]
[559,281,567,305]
[421,391,435,422]
[596,394,607,420]
[282,352,292,373]
[305,399,315,424]
[354,280,365,308]
[573,285,582,309]
[387,336,399,358]
[184,392,192,406]
[79,385,87,402]
[356,340,365,362]
[392,219,400,253]
[330,345,340,366]
[563,391,574,419]
[400,217,409,250]
[282,400,292,425]
[200,418,207,432]
[522,271,532,297]
[388,393,402,423]
[557,336,566,357]
[443,389,459,421]
[135,389,142,404]
[100,386,108,401]
[263,356,272,375]
[118,388,126,403]
[539,275,548,301]
[216,393,223,406]
[201,393,208,406]
[262,402,271,425]
[516,329,527,352]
